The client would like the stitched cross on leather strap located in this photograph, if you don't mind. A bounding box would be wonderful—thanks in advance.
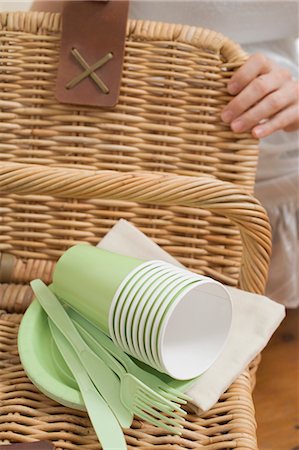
[66,48,113,94]
[56,1,129,107]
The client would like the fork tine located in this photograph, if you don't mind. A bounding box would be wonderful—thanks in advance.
[134,407,183,436]
[157,387,188,404]
[137,391,187,415]
[159,386,191,403]
[137,391,186,420]
[136,385,183,411]
[134,398,185,428]
[141,394,186,417]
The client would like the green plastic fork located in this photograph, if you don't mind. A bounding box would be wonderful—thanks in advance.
[68,307,193,404]
[73,318,185,435]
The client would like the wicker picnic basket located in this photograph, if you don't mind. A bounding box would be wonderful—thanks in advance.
[0,7,271,450]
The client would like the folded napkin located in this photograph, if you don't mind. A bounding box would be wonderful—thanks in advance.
[97,219,285,413]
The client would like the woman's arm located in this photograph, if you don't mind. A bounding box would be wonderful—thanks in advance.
[221,53,299,137]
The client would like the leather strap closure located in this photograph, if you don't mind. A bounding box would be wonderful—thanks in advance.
[56,1,129,107]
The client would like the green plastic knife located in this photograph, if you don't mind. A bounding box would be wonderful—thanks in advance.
[31,279,132,428]
[49,319,127,450]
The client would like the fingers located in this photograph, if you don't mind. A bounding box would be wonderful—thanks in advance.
[221,52,298,137]
[222,69,289,125]
[227,53,275,95]
[226,79,297,133]
[253,103,299,138]
[283,121,299,132]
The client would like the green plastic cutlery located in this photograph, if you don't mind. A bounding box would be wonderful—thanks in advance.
[32,278,188,436]
[72,316,186,435]
[68,307,194,402]
[48,319,127,450]
[31,279,132,428]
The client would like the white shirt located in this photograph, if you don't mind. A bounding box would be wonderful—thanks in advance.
[130,1,299,45]
[130,1,299,307]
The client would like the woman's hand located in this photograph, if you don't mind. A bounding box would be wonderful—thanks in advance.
[221,53,299,138]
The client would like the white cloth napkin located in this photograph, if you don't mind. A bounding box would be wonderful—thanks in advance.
[97,219,285,413]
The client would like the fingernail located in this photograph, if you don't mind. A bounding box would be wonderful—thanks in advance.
[253,126,265,138]
[221,110,233,123]
[228,82,239,95]
[231,119,244,132]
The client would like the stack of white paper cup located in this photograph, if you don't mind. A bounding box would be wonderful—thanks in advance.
[109,260,232,380]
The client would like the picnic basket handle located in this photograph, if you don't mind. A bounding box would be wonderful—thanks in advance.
[0,163,271,294]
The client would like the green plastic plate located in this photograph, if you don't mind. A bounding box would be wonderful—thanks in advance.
[18,296,197,410]
[18,299,85,410]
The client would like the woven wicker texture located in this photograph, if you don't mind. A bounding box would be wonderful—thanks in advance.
[0,304,260,450]
[0,11,261,286]
[0,11,271,450]
[0,13,256,184]
[0,163,271,293]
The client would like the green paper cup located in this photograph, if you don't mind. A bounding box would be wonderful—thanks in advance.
[52,244,145,335]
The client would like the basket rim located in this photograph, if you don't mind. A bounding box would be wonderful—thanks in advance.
[0,11,248,63]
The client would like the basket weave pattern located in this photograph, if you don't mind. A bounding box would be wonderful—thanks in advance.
[0,12,270,449]
[0,306,260,450]
[0,12,262,284]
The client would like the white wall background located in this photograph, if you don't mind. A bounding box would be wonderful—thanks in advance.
[1,1,33,10]
[1,1,298,53]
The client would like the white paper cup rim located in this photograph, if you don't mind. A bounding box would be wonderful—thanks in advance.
[122,266,177,357]
[158,281,232,380]
[108,260,172,346]
[131,269,196,367]
[148,276,204,371]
